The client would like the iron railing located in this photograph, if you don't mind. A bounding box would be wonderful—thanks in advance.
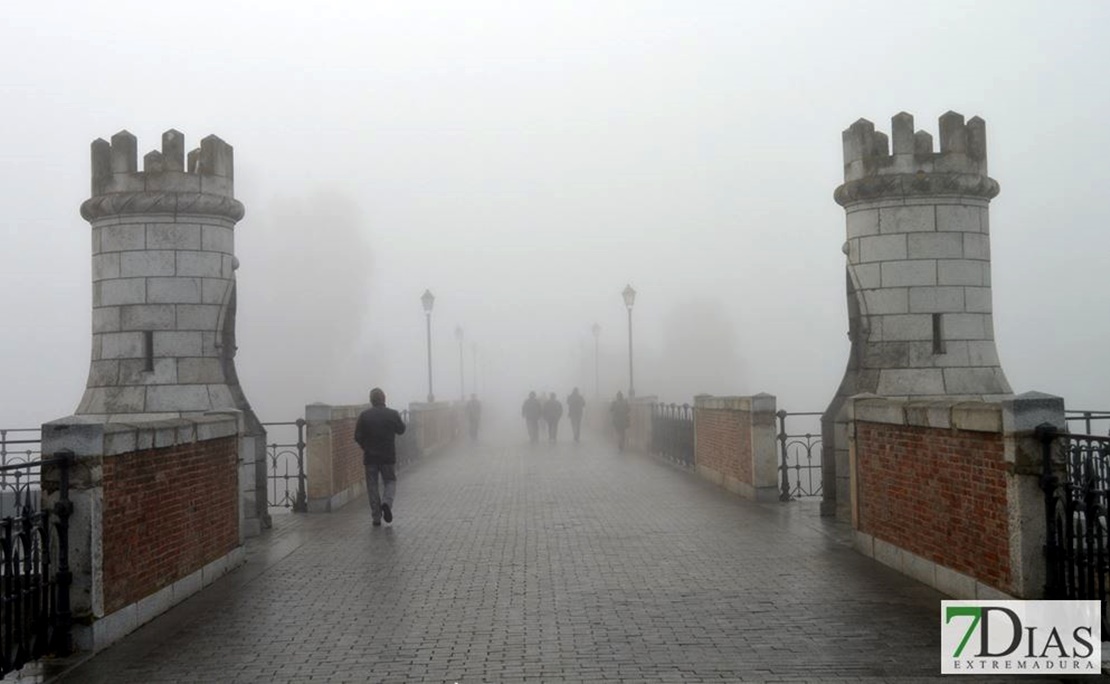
[262,420,307,513]
[1038,423,1110,638]
[1066,410,1110,436]
[776,410,823,501]
[650,403,694,467]
[0,432,42,520]
[0,451,73,677]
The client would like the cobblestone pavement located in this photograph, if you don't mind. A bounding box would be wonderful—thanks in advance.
[46,437,1068,683]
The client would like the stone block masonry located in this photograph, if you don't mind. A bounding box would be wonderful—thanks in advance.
[823,111,1013,521]
[73,127,270,540]
[77,130,247,419]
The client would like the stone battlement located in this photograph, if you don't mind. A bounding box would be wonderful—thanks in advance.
[82,130,242,221]
[835,112,999,206]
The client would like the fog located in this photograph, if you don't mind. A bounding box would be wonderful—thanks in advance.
[2,1,1108,428]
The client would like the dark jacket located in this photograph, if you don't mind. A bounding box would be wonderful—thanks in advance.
[543,398,563,423]
[567,393,585,419]
[354,405,406,465]
[522,396,542,422]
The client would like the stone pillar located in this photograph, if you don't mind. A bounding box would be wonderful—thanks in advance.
[822,112,1012,520]
[76,130,269,534]
[748,393,779,500]
[1001,391,1066,598]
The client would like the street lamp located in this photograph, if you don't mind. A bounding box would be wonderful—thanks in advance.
[455,325,465,402]
[591,322,601,398]
[421,289,435,402]
[622,284,636,398]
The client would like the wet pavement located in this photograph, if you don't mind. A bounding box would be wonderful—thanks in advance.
[36,436,1069,683]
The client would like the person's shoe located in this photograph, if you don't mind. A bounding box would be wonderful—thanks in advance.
[372,519,382,527]
[381,503,393,523]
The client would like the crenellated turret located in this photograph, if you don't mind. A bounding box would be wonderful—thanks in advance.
[821,111,1012,521]
[835,112,998,206]
[76,129,250,420]
[82,130,242,222]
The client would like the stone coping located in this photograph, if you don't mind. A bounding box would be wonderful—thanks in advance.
[848,391,1065,435]
[305,403,368,422]
[42,411,241,457]
[694,393,775,413]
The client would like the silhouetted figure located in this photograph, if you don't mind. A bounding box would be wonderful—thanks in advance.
[610,391,631,452]
[465,394,481,441]
[567,387,585,443]
[522,391,542,444]
[543,392,563,443]
[354,387,406,527]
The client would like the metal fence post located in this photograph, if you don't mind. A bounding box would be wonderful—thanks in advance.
[293,419,307,513]
[776,410,792,502]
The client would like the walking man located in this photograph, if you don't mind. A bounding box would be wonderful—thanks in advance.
[610,391,631,452]
[543,392,563,444]
[354,387,406,526]
[567,387,585,443]
[466,394,482,441]
[522,391,542,444]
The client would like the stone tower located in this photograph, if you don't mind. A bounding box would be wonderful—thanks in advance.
[77,129,270,533]
[821,112,1012,518]
[78,130,250,420]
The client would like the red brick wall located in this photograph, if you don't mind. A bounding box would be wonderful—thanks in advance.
[101,436,239,614]
[856,421,1010,591]
[695,408,752,485]
[332,417,363,492]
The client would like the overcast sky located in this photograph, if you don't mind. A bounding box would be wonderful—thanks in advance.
[2,1,1108,427]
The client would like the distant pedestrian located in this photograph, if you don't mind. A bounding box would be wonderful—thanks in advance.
[522,391,542,444]
[354,387,406,527]
[543,392,563,443]
[466,394,482,441]
[567,387,585,443]
[610,391,631,452]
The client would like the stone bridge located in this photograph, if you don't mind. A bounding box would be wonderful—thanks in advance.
[10,113,1101,681]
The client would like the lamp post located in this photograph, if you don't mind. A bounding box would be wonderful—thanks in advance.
[622,284,636,398]
[455,325,465,402]
[421,289,435,402]
[591,323,601,399]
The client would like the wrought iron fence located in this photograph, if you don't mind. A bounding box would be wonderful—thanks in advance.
[0,451,73,677]
[262,420,306,514]
[1066,410,1110,436]
[650,403,694,467]
[776,410,823,501]
[0,431,42,520]
[1038,423,1110,638]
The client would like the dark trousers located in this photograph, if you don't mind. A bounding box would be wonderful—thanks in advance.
[570,416,582,442]
[548,419,559,443]
[364,462,396,521]
[527,419,539,444]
